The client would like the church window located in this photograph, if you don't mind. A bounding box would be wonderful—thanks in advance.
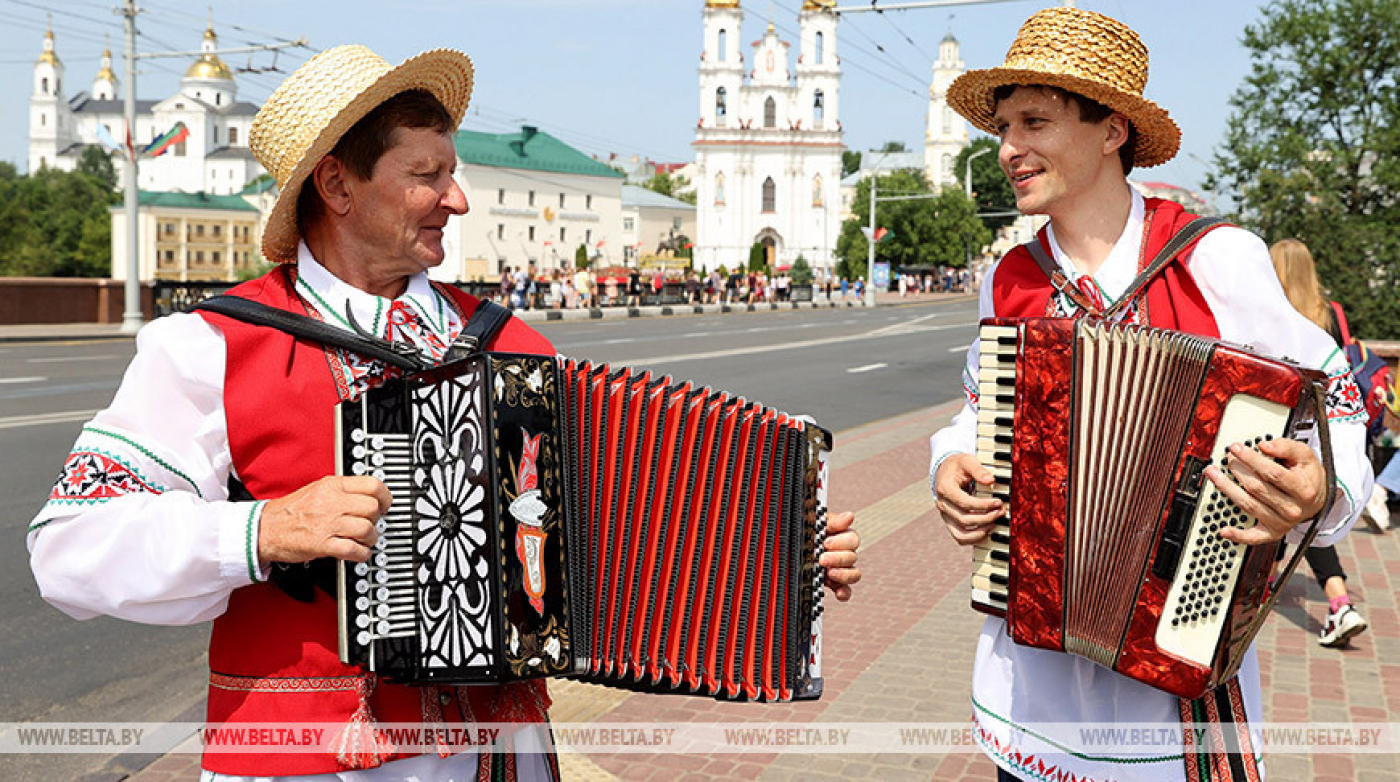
[814,90,824,125]
[815,32,825,64]
[762,177,776,213]
[715,173,726,205]
[812,175,824,207]
[716,88,727,123]
[943,106,953,135]
[216,93,222,106]
[229,126,237,144]
[55,77,60,93]
[942,153,954,178]
[764,97,777,128]
[41,77,48,93]
[40,113,46,127]
[718,29,727,61]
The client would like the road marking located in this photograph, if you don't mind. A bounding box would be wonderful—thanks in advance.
[27,355,115,363]
[623,319,972,367]
[950,344,971,353]
[0,409,100,430]
[0,376,46,384]
[847,363,887,374]
[603,338,634,344]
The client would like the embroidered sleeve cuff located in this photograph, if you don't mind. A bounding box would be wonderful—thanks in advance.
[219,500,270,585]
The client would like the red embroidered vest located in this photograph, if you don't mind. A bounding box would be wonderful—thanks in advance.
[195,265,554,776]
[993,198,1223,337]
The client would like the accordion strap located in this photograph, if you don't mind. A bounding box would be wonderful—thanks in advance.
[1022,216,1228,320]
[192,294,434,371]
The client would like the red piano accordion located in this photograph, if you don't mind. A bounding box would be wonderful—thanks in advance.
[970,317,1334,699]
[336,352,830,702]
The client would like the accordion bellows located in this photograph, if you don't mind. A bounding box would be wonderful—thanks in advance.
[971,318,1330,699]
[336,352,830,701]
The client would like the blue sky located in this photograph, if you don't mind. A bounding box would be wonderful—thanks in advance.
[1,0,1272,202]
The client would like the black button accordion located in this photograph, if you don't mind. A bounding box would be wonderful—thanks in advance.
[335,352,831,701]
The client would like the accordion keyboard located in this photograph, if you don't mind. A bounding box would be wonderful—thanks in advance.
[344,427,417,647]
[970,324,1017,615]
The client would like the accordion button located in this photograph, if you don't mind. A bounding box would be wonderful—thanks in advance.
[357,631,371,645]
[354,562,369,576]
[351,428,365,443]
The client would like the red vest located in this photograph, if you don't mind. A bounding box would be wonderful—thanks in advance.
[993,198,1223,337]
[195,265,554,776]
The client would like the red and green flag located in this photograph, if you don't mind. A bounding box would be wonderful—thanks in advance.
[143,122,189,158]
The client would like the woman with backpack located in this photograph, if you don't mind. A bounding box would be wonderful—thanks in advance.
[1270,238,1371,647]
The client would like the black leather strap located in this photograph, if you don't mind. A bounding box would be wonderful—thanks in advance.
[1021,216,1228,320]
[193,295,433,371]
[442,298,513,363]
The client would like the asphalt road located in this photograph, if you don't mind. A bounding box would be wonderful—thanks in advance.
[0,298,978,779]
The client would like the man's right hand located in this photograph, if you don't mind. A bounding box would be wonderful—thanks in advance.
[934,453,1004,546]
[258,476,391,565]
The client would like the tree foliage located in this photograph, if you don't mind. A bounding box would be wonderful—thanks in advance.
[789,255,813,285]
[954,137,1018,233]
[0,163,119,277]
[841,150,862,178]
[641,170,697,205]
[1210,0,1400,338]
[835,170,991,276]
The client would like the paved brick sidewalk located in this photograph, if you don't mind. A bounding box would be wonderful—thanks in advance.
[127,402,1395,781]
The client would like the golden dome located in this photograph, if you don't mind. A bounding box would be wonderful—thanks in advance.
[186,56,234,80]
[37,29,59,66]
[185,27,233,80]
[96,49,117,83]
[802,0,835,9]
[706,0,740,7]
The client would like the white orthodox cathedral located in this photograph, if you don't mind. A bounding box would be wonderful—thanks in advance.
[693,0,843,273]
[28,27,263,195]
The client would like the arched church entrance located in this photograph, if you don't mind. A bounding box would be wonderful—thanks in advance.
[754,228,783,270]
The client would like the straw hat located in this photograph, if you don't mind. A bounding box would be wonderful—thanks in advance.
[945,7,1179,168]
[249,45,474,263]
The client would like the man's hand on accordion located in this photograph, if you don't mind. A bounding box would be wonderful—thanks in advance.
[1207,438,1329,546]
[820,511,861,601]
[934,453,1004,546]
[258,475,392,564]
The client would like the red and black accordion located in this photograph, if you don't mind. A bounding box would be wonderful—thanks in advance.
[335,352,830,701]
[970,317,1331,699]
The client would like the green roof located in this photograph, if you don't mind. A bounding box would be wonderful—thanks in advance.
[137,190,259,212]
[454,127,624,179]
[241,176,276,195]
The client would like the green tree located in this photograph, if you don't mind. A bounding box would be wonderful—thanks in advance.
[575,243,589,269]
[835,170,992,274]
[954,138,1018,233]
[641,170,697,205]
[841,150,863,178]
[880,140,908,153]
[748,242,766,274]
[1210,0,1400,338]
[76,145,118,191]
[0,165,118,277]
[789,255,813,285]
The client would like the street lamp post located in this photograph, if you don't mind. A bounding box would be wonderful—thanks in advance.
[964,146,992,268]
[865,172,877,308]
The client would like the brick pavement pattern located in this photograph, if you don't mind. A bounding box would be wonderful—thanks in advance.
[127,402,1394,781]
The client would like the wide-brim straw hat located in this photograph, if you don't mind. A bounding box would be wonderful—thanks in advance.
[946,7,1179,168]
[250,45,473,263]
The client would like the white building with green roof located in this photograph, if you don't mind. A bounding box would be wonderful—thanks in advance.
[446,126,625,282]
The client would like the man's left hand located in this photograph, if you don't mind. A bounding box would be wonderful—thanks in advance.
[820,511,861,601]
[1211,437,1328,546]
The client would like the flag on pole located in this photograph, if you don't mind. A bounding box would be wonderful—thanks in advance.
[874,227,891,243]
[143,122,189,158]
[94,124,123,154]
[124,123,136,163]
